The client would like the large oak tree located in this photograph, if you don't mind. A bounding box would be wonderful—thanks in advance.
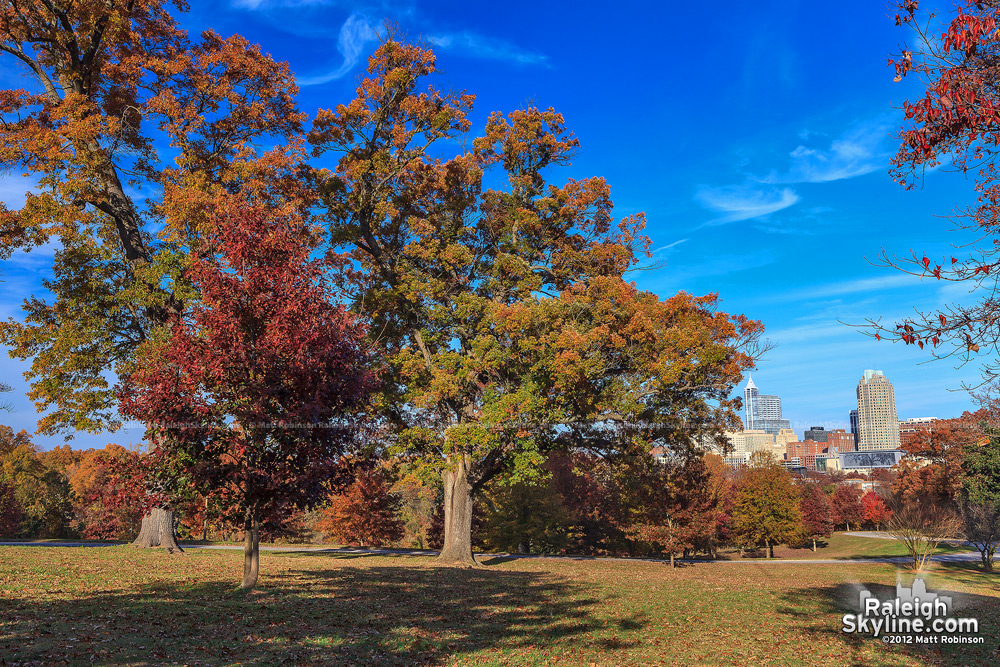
[310,39,764,565]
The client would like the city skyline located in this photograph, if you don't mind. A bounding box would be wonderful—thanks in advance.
[0,1,985,450]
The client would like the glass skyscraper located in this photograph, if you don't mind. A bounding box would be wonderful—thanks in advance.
[742,375,790,437]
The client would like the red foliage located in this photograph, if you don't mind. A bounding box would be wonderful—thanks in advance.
[799,481,834,541]
[892,413,986,508]
[862,491,892,529]
[0,481,22,538]
[317,466,404,547]
[831,485,864,531]
[79,447,158,540]
[118,202,376,537]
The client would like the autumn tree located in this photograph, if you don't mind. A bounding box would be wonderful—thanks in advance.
[310,38,763,565]
[731,451,802,558]
[0,440,74,538]
[317,465,404,548]
[892,416,979,507]
[861,490,892,531]
[799,480,833,551]
[960,431,1000,570]
[830,484,864,531]
[118,203,374,590]
[0,0,310,545]
[868,1,1000,380]
[78,446,155,541]
[0,481,22,537]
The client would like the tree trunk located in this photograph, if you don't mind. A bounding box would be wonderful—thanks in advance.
[241,516,261,591]
[438,455,476,566]
[669,552,675,568]
[766,538,774,559]
[202,496,209,541]
[131,508,183,553]
[812,538,817,552]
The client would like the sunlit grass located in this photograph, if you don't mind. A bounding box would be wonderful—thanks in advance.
[0,545,997,666]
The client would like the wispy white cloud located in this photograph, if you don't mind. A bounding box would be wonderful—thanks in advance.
[763,274,916,303]
[428,32,548,66]
[652,238,687,254]
[764,118,892,184]
[231,0,345,8]
[296,13,380,86]
[695,184,799,226]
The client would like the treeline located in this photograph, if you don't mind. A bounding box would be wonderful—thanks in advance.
[0,424,891,561]
[3,412,997,571]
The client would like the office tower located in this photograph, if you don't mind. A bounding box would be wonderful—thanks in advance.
[849,409,859,447]
[744,375,759,430]
[856,370,901,451]
[741,375,790,437]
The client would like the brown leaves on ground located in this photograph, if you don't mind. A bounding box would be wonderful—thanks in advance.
[0,546,997,666]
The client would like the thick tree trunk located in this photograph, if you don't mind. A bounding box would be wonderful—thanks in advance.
[766,538,774,559]
[131,508,183,553]
[812,538,817,552]
[438,455,476,566]
[241,516,261,591]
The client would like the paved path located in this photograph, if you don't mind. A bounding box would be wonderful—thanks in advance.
[0,541,982,565]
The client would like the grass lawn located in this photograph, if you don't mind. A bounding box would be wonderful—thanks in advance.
[1,546,998,666]
[737,532,976,561]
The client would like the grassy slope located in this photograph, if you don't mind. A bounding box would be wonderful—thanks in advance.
[754,532,974,561]
[1,546,997,666]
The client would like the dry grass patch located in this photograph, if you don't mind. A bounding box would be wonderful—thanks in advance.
[0,546,997,666]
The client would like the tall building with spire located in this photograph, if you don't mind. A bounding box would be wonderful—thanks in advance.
[856,370,901,451]
[744,375,760,430]
[741,375,790,437]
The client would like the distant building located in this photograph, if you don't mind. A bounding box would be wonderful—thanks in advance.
[899,417,939,441]
[716,429,782,467]
[803,426,828,443]
[741,375,790,437]
[856,370,901,451]
[849,409,859,447]
[744,375,759,430]
[826,429,856,454]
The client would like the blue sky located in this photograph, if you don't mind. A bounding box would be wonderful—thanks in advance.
[0,0,987,449]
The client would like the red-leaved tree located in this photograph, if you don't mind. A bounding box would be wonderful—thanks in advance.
[0,481,22,538]
[317,465,404,547]
[79,446,158,541]
[119,202,376,590]
[799,481,834,551]
[862,491,893,531]
[831,485,864,531]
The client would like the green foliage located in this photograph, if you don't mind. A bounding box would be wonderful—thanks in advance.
[0,442,75,539]
[479,476,577,554]
[962,432,1000,506]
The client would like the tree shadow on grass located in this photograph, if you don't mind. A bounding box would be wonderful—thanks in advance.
[772,570,1000,667]
[0,563,614,666]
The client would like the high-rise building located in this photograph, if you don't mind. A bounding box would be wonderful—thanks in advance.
[856,370,901,451]
[744,375,759,430]
[741,375,790,437]
[849,409,859,447]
